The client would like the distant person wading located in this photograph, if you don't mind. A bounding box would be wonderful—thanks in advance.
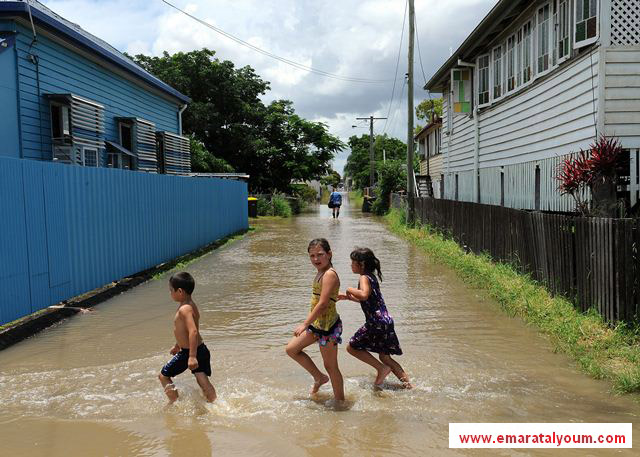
[328,191,342,218]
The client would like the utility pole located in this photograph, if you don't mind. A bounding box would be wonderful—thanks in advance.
[407,0,416,224]
[356,115,387,187]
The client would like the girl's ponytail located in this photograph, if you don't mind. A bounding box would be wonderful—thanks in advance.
[350,247,383,282]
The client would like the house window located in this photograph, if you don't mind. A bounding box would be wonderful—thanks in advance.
[537,4,552,74]
[50,103,71,140]
[107,153,120,168]
[556,0,570,63]
[119,122,133,151]
[436,128,441,155]
[477,54,490,106]
[452,69,472,114]
[506,35,517,93]
[519,21,533,85]
[574,0,598,48]
[82,147,99,167]
[493,46,503,99]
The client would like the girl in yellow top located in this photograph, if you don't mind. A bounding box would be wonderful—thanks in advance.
[286,238,344,402]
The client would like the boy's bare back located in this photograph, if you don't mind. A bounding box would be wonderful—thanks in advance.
[173,302,203,349]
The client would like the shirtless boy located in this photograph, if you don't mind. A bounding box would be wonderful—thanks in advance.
[158,272,216,403]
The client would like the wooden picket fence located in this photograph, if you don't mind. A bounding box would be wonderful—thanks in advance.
[404,196,639,322]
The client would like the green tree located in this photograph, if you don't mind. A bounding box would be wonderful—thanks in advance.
[321,170,341,188]
[189,137,234,173]
[130,49,341,193]
[371,160,407,215]
[344,134,417,190]
[415,97,443,133]
[252,101,343,192]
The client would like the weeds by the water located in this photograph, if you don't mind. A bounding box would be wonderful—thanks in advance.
[385,208,640,395]
[349,190,364,209]
[152,229,252,280]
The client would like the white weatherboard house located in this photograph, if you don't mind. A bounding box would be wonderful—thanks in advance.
[425,0,640,211]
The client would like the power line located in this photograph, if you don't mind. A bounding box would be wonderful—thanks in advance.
[414,10,427,86]
[386,77,407,137]
[382,0,408,134]
[160,0,395,84]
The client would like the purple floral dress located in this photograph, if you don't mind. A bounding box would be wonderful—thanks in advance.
[349,274,403,355]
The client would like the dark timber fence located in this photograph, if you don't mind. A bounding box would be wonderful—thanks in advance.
[393,195,640,322]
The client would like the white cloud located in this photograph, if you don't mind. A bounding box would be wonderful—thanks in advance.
[40,0,495,174]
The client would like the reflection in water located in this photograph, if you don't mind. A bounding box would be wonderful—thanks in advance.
[0,195,638,455]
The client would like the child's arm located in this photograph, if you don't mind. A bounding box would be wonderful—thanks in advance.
[344,275,371,302]
[180,307,200,370]
[337,291,360,302]
[294,270,339,336]
[169,343,180,355]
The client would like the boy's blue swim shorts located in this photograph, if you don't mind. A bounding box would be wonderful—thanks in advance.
[161,343,212,377]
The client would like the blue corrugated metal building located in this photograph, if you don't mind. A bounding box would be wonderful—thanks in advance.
[0,0,192,173]
[0,1,250,325]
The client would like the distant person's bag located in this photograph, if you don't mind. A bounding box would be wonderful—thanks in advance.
[328,201,335,208]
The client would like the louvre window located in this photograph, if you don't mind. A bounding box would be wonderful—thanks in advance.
[46,94,104,166]
[574,0,599,48]
[157,132,191,175]
[477,54,490,106]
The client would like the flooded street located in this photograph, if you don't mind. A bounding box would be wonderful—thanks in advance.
[0,196,638,456]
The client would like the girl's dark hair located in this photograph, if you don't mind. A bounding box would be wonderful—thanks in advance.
[350,247,383,281]
[308,238,333,266]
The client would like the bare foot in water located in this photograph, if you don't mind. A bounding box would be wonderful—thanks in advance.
[164,384,178,404]
[374,365,392,387]
[311,374,330,394]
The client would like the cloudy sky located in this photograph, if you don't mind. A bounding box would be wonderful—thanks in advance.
[41,0,495,174]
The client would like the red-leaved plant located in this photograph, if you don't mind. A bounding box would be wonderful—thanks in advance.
[556,136,623,216]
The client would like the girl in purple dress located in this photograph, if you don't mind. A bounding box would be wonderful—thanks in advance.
[338,247,412,388]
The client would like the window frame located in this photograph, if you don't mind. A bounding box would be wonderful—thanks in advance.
[519,20,534,87]
[118,121,134,152]
[477,54,491,107]
[81,146,99,167]
[556,0,571,64]
[536,2,553,78]
[492,44,504,101]
[505,34,518,94]
[49,102,71,142]
[573,0,599,49]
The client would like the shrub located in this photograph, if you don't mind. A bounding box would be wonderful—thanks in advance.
[257,194,292,217]
[291,183,318,203]
[271,195,292,217]
[372,160,407,215]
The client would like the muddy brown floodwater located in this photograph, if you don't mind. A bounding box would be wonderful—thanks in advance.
[0,196,638,456]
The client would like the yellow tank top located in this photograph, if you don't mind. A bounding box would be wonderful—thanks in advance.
[309,269,340,331]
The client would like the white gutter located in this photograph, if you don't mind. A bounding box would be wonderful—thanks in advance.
[178,103,188,136]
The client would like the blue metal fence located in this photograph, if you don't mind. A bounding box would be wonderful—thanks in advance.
[0,157,248,324]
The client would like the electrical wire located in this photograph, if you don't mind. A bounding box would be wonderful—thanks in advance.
[160,0,396,84]
[414,9,427,86]
[386,78,407,137]
[381,0,408,134]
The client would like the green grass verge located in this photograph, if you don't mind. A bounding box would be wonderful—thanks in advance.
[152,229,253,280]
[385,208,640,394]
[349,190,364,209]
